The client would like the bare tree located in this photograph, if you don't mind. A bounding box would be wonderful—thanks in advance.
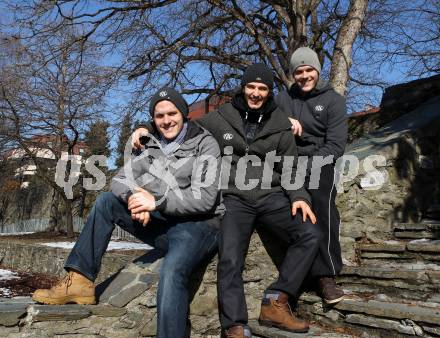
[6,1,439,110]
[0,29,112,237]
[330,0,368,94]
[343,0,440,109]
[6,0,371,101]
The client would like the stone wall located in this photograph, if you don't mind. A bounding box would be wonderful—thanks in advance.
[1,238,368,337]
[347,74,440,144]
[338,96,440,252]
[0,241,139,283]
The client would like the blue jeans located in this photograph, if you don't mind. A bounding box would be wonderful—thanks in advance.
[65,192,219,338]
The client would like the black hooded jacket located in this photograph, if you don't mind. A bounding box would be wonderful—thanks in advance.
[276,81,347,160]
[197,92,311,205]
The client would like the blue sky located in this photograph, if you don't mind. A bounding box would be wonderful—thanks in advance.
[1,1,436,168]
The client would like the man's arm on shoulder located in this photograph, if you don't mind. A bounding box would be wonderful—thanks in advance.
[275,91,293,117]
[193,113,214,132]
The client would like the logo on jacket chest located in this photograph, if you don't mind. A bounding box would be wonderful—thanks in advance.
[223,133,234,141]
[314,105,324,112]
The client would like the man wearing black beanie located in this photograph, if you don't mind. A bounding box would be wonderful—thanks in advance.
[133,64,321,337]
[207,63,320,337]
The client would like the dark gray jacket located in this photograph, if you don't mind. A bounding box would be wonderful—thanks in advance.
[111,122,224,226]
[197,98,311,205]
[276,81,347,159]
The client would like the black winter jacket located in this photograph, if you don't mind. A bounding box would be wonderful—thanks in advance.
[276,81,347,159]
[197,96,311,205]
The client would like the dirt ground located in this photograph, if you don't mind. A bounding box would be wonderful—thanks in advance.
[0,266,59,298]
[0,231,144,298]
[0,232,71,298]
[0,231,78,244]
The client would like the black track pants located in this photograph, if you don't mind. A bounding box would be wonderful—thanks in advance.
[307,164,343,277]
[217,192,321,329]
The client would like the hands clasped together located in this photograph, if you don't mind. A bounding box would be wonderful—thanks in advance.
[127,187,156,226]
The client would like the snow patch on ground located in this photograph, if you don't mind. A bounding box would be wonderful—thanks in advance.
[409,238,430,243]
[384,240,403,244]
[409,239,440,244]
[0,269,20,281]
[374,261,440,270]
[0,232,35,236]
[0,287,12,297]
[41,241,152,251]
[0,269,20,298]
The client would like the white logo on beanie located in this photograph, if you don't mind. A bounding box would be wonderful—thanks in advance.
[159,91,168,97]
[223,133,233,140]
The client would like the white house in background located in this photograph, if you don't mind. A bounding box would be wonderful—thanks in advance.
[6,135,88,188]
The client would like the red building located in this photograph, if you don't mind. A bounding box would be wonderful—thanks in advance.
[28,135,89,156]
[188,95,231,120]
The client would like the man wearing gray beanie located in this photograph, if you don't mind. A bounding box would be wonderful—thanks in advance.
[276,46,348,304]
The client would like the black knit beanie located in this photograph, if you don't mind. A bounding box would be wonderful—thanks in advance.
[241,63,274,89]
[149,86,189,117]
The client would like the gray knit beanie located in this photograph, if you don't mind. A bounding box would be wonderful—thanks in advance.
[290,47,321,74]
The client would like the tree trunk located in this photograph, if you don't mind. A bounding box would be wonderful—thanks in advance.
[48,188,60,232]
[329,0,369,96]
[64,198,74,238]
[78,186,87,218]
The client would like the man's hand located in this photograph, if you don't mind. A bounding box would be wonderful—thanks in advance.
[288,117,303,136]
[131,127,149,150]
[292,200,317,224]
[132,211,151,226]
[128,187,156,213]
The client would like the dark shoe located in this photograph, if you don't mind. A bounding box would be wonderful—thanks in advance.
[259,291,309,333]
[319,276,344,304]
[224,325,252,338]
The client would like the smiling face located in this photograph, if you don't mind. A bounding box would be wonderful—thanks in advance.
[153,100,184,141]
[243,82,270,110]
[293,65,319,93]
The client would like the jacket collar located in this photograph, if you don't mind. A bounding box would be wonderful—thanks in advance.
[289,79,331,98]
[218,102,290,142]
[150,120,203,141]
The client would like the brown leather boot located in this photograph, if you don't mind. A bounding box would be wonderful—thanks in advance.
[259,291,309,333]
[319,276,344,304]
[224,325,252,338]
[32,270,96,305]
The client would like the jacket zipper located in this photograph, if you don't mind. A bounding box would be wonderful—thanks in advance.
[244,111,249,155]
[299,100,304,124]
